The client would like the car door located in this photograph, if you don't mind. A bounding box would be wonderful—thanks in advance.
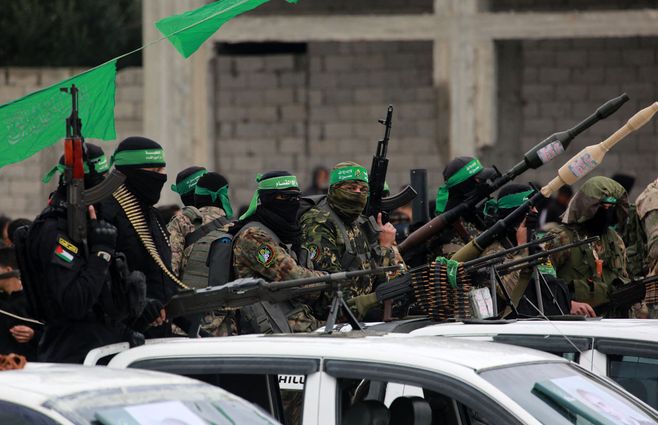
[128,356,320,425]
[321,359,527,425]
[593,338,658,410]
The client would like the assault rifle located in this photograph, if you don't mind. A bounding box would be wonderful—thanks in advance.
[166,266,401,333]
[399,93,629,255]
[365,105,417,222]
[594,274,658,317]
[60,85,125,244]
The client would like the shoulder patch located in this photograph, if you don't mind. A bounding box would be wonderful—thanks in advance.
[57,236,79,254]
[52,236,79,269]
[256,244,275,267]
[307,243,319,261]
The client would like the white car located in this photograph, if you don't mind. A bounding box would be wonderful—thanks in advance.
[0,363,278,424]
[410,318,658,410]
[98,333,658,425]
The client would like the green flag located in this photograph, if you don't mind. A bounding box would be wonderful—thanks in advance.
[0,60,117,168]
[156,0,295,59]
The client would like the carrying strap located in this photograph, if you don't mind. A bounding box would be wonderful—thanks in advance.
[113,185,189,290]
[184,216,230,248]
[316,198,362,270]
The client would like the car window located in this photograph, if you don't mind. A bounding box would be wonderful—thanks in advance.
[0,401,57,425]
[608,354,658,410]
[336,377,498,425]
[481,362,658,425]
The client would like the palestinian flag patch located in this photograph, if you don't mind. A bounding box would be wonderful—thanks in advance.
[256,244,275,267]
[55,245,74,263]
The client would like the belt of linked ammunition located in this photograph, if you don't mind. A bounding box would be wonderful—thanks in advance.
[113,185,189,290]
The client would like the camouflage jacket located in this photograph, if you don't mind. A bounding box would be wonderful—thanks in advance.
[300,204,403,307]
[637,178,658,276]
[547,225,628,307]
[428,219,480,260]
[232,223,324,333]
[167,206,228,277]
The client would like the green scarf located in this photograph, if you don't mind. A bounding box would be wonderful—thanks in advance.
[435,159,483,214]
[195,185,233,218]
[42,154,110,183]
[171,169,207,195]
[239,174,300,220]
[483,189,534,217]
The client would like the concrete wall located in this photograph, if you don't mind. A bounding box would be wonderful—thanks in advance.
[213,41,440,209]
[492,0,658,12]
[251,0,433,15]
[493,37,658,200]
[0,67,143,219]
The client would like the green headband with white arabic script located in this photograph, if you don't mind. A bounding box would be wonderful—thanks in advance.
[483,189,534,217]
[329,166,369,187]
[42,154,110,183]
[171,169,207,195]
[110,149,165,167]
[239,174,300,220]
[435,158,483,214]
[195,185,234,218]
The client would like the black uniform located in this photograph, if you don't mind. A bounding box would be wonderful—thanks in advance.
[0,290,40,360]
[27,199,127,363]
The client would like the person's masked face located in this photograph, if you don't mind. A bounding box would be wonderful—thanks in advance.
[261,190,301,222]
[328,181,369,223]
[583,204,617,235]
[125,167,167,206]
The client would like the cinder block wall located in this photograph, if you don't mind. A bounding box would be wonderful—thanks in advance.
[0,67,143,219]
[213,41,441,209]
[493,37,658,200]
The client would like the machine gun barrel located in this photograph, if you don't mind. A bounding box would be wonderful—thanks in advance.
[494,236,599,274]
[462,234,555,270]
[399,94,629,254]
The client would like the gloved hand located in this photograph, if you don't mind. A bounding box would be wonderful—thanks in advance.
[347,293,379,317]
[132,298,165,332]
[88,219,118,255]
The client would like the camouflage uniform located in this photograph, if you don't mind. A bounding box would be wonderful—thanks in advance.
[300,199,404,316]
[233,224,324,332]
[167,206,228,277]
[636,178,658,317]
[480,241,527,302]
[546,177,631,313]
[167,205,234,336]
[428,220,480,260]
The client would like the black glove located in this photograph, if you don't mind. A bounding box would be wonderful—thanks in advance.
[88,219,118,255]
[132,298,164,332]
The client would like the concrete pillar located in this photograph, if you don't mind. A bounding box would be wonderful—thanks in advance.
[143,0,210,205]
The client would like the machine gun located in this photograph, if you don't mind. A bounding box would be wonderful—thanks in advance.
[365,105,417,222]
[399,93,629,255]
[594,274,658,317]
[60,84,125,244]
[166,266,401,334]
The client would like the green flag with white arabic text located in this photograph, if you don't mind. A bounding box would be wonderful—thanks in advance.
[0,60,117,168]
[156,0,297,59]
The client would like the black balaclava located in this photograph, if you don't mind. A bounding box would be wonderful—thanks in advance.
[194,172,229,209]
[53,143,108,199]
[494,183,533,245]
[175,166,207,207]
[583,206,618,235]
[230,171,301,246]
[114,137,167,207]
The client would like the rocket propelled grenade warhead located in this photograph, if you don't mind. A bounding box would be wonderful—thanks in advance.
[541,101,658,197]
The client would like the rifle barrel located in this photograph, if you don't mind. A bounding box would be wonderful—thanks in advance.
[495,236,599,272]
[463,234,555,269]
[263,265,401,291]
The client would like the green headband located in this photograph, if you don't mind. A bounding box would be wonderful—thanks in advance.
[330,166,369,186]
[42,154,110,184]
[239,175,300,220]
[195,185,233,218]
[111,149,165,167]
[435,159,483,214]
[171,169,207,195]
[483,189,534,217]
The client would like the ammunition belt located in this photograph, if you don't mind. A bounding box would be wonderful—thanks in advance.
[409,262,472,321]
[113,185,189,290]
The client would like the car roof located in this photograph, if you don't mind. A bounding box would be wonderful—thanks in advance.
[0,363,204,405]
[107,333,566,372]
[410,319,658,341]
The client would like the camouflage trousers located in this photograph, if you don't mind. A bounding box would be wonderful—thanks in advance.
[287,304,320,333]
[172,311,238,337]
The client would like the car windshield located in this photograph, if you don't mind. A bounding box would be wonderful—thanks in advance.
[480,362,657,425]
[43,383,278,425]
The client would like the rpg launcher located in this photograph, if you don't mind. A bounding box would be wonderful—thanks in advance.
[452,100,658,262]
[399,93,630,255]
[60,84,125,244]
[166,266,401,333]
[365,105,417,222]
